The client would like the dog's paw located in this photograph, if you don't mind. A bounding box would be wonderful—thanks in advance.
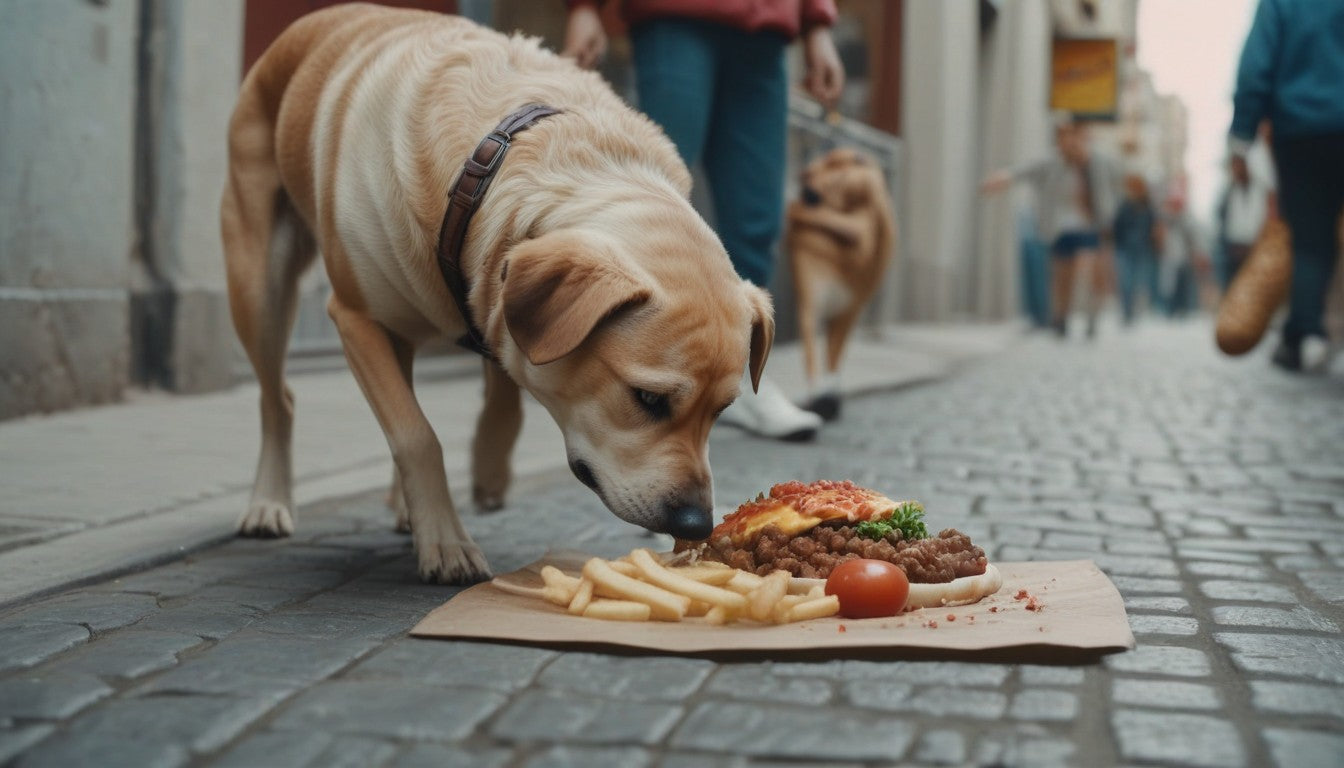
[237,500,295,538]
[417,539,492,585]
[393,512,413,534]
[472,484,507,512]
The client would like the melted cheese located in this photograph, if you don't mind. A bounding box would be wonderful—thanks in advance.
[712,481,902,545]
[735,507,827,539]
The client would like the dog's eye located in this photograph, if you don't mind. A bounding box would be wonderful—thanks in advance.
[632,388,671,420]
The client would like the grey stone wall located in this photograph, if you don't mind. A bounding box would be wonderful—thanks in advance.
[0,0,243,420]
[0,0,138,418]
[132,0,244,394]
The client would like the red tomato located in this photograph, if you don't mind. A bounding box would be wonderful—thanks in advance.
[825,559,910,619]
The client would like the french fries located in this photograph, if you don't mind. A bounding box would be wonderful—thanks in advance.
[500,549,839,626]
[628,549,749,613]
[748,571,791,622]
[582,557,690,620]
[582,599,652,621]
[567,579,594,615]
[787,595,841,623]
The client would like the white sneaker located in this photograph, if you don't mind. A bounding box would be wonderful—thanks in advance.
[718,375,822,441]
[1301,336,1333,373]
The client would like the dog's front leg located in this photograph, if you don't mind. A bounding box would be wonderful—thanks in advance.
[471,359,522,511]
[328,298,491,583]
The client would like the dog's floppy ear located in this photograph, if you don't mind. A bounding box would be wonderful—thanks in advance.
[742,282,774,393]
[503,230,652,365]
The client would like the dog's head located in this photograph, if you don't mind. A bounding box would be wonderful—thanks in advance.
[800,147,884,211]
[498,222,771,541]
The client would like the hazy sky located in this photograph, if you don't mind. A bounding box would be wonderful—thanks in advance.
[1137,0,1259,225]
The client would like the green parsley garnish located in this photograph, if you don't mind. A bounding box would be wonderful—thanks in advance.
[854,501,928,541]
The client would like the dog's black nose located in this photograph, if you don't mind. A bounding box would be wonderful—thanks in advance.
[569,459,599,492]
[665,506,713,540]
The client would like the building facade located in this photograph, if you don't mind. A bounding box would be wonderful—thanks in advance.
[1,0,1188,420]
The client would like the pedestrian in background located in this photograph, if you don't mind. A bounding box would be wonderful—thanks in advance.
[1158,194,1203,318]
[1215,138,1276,291]
[1113,173,1162,324]
[982,116,1122,339]
[1230,0,1344,372]
[563,0,844,441]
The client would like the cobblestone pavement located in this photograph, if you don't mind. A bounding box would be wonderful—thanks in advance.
[1,320,1342,767]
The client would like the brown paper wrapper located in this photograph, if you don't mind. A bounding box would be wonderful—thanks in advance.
[411,554,1134,661]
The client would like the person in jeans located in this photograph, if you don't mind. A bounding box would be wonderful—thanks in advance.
[1231,0,1344,372]
[563,0,844,440]
[1159,195,1204,318]
[982,117,1122,338]
[1113,173,1162,323]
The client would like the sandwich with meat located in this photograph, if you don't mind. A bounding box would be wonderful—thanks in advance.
[677,480,1001,608]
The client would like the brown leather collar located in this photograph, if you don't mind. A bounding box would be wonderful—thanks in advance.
[436,104,562,359]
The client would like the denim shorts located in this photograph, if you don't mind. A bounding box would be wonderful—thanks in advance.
[1051,230,1101,259]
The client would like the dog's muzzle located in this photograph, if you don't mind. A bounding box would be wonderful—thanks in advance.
[663,505,713,541]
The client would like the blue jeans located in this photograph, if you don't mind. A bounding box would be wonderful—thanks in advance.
[1020,235,1051,327]
[631,19,788,286]
[1116,249,1160,321]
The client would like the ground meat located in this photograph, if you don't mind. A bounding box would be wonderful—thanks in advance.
[706,524,988,582]
[788,537,817,558]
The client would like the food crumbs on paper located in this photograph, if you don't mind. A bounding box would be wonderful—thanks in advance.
[927,620,938,629]
[989,606,1000,613]
[968,614,976,621]
[1038,626,1045,632]
[1013,587,1044,611]
[946,613,956,622]
[838,624,847,633]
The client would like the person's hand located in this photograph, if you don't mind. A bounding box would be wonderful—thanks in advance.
[979,170,1011,195]
[562,3,607,70]
[802,27,844,107]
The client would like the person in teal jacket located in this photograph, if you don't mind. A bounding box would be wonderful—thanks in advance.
[1231,0,1344,371]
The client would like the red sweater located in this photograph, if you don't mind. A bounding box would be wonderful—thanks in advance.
[568,0,837,40]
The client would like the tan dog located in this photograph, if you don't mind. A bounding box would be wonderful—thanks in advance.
[222,4,773,583]
[786,147,895,420]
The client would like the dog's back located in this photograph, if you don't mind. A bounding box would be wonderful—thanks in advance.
[229,4,690,343]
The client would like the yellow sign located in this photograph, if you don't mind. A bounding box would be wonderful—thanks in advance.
[1051,38,1118,120]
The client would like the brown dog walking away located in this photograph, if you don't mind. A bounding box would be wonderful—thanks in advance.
[222,4,773,583]
[786,147,895,420]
